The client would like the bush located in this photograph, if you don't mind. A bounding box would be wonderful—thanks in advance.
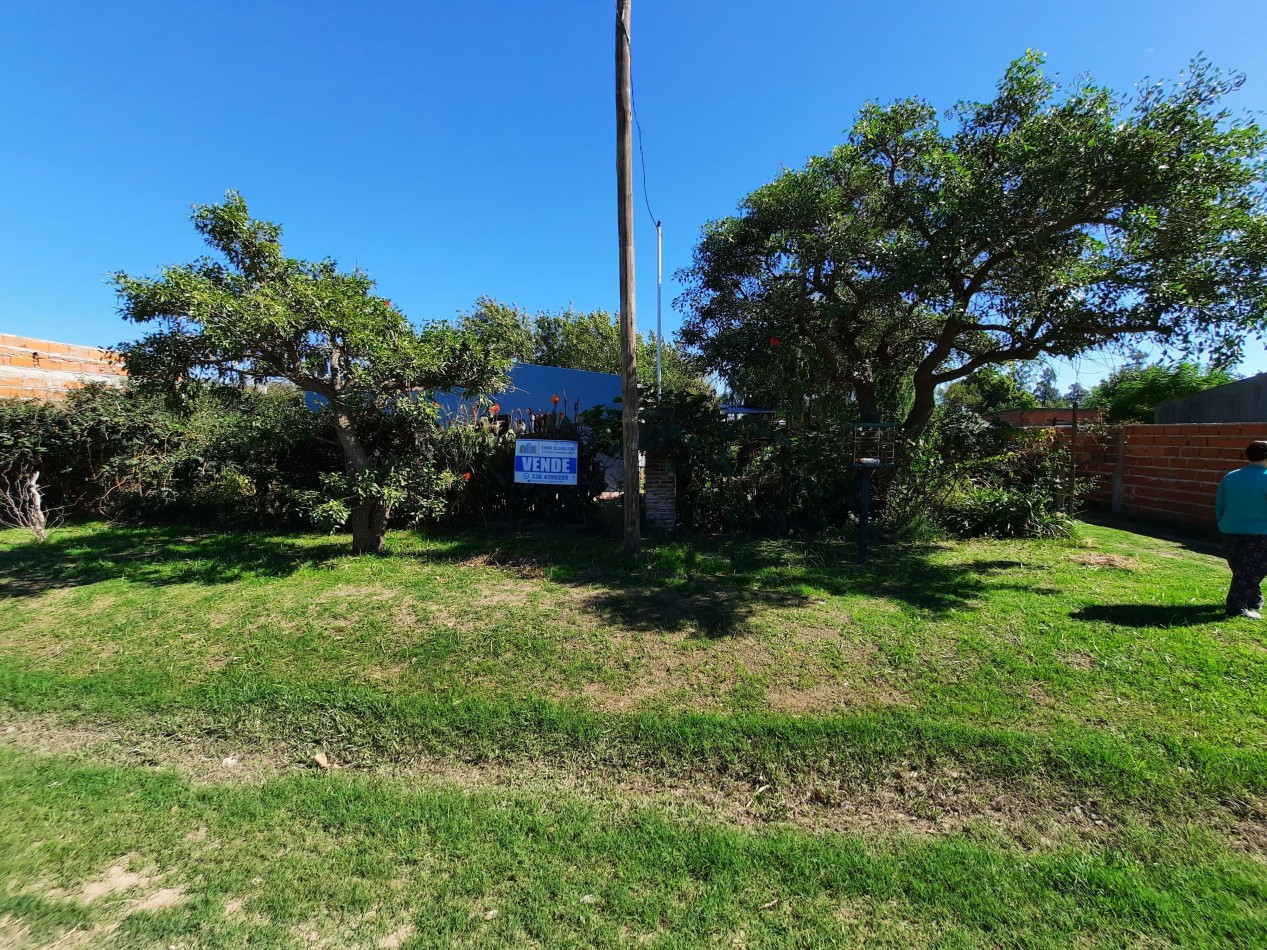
[885,406,1083,541]
[580,391,1079,540]
[0,384,337,526]
[948,485,1077,539]
[584,388,814,534]
[0,382,1086,543]
[0,383,617,534]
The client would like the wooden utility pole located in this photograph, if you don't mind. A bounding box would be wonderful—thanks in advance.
[616,0,640,555]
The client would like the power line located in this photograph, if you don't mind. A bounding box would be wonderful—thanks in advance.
[633,84,657,227]
[615,9,658,227]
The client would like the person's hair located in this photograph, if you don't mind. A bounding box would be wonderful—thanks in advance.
[1246,441,1267,462]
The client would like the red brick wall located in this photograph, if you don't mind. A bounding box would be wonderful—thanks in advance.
[1073,423,1267,528]
[993,408,1102,427]
[644,451,676,533]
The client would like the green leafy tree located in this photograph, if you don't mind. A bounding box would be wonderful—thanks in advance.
[114,192,514,553]
[1065,382,1091,406]
[678,53,1267,432]
[1032,364,1064,407]
[941,365,1039,413]
[1006,361,1038,397]
[1086,361,1236,421]
[461,297,708,394]
[532,307,624,375]
[459,296,535,362]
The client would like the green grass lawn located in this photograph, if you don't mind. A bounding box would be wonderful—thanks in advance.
[1,521,1265,947]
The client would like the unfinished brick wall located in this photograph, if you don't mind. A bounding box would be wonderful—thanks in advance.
[1073,423,1267,529]
[644,452,676,533]
[0,333,126,400]
[992,407,1102,428]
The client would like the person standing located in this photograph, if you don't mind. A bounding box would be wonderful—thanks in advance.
[1217,440,1267,619]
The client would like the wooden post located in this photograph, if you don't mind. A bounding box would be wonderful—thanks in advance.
[616,0,640,555]
[1111,426,1126,514]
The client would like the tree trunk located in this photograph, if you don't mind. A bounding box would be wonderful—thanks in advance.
[330,403,390,555]
[903,374,939,435]
[853,380,881,424]
[331,404,370,472]
[349,500,388,555]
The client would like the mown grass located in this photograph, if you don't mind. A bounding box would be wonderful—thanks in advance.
[1,520,1266,946]
[2,748,1265,948]
[1,521,1264,805]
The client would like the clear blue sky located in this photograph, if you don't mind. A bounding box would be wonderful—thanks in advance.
[4,0,1266,391]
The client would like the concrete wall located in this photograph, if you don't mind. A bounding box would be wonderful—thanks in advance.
[0,334,126,400]
[1154,373,1267,424]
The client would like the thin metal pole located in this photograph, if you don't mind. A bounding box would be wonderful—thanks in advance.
[858,468,873,564]
[656,219,663,399]
[616,0,640,556]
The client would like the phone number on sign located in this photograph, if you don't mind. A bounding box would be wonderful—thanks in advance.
[517,472,576,484]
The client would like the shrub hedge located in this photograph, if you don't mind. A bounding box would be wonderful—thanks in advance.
[1,383,1076,540]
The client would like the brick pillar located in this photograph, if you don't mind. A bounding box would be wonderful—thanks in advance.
[644,452,676,533]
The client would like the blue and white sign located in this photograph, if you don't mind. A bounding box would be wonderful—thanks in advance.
[514,439,579,486]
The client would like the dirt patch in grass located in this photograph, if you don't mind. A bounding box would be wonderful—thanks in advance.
[79,859,151,902]
[1027,682,1054,706]
[567,627,905,714]
[0,916,34,946]
[764,677,906,714]
[132,884,186,912]
[1062,651,1096,671]
[392,597,422,630]
[16,853,189,947]
[7,711,1261,856]
[419,579,548,629]
[1,716,285,785]
[379,923,415,948]
[316,584,400,605]
[459,549,548,579]
[1068,553,1141,570]
[467,584,547,610]
[1233,816,1267,863]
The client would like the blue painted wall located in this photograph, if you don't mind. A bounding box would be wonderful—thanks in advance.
[437,362,620,420]
[304,362,621,420]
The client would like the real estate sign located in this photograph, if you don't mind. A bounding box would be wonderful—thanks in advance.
[513,439,578,486]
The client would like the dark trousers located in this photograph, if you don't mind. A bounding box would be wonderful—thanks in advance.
[1224,534,1267,614]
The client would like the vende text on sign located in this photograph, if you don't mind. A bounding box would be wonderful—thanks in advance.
[513,439,579,486]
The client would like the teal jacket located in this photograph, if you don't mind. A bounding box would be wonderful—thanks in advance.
[1216,465,1267,535]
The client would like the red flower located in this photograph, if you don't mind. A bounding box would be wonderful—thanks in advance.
[489,403,501,414]
[463,472,472,482]
[551,394,559,404]
[769,336,780,347]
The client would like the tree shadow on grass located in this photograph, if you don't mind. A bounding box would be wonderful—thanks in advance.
[396,529,1060,636]
[575,542,1052,637]
[387,528,1053,637]
[0,524,345,598]
[578,578,809,637]
[1,525,1055,637]
[1070,604,1229,629]
[392,529,1059,640]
